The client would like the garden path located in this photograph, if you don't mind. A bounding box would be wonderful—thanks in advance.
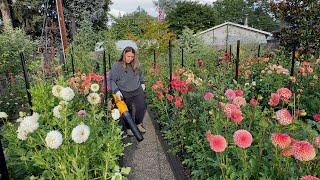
[121,110,176,180]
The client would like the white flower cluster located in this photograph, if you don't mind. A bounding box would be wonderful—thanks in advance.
[71,124,90,144]
[16,112,40,140]
[111,109,121,120]
[52,85,75,101]
[0,112,8,118]
[45,130,63,149]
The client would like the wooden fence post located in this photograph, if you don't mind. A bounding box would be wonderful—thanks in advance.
[181,47,184,67]
[168,40,173,92]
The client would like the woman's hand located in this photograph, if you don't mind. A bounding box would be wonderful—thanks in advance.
[141,84,145,91]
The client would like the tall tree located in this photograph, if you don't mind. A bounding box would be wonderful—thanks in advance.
[270,0,320,54]
[166,1,216,35]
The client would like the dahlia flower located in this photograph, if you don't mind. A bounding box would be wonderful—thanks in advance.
[206,131,228,152]
[45,130,63,149]
[233,129,253,148]
[292,141,316,161]
[71,124,90,144]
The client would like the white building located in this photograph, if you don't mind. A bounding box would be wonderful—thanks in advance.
[196,22,272,49]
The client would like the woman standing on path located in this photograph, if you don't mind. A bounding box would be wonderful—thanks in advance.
[110,46,147,136]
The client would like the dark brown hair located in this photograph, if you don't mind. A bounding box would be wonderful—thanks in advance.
[118,46,140,72]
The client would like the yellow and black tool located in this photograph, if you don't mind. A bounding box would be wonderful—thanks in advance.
[112,94,144,142]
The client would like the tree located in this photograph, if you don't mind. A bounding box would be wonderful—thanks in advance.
[153,0,178,14]
[212,0,277,32]
[63,0,112,30]
[166,1,217,35]
[270,0,320,54]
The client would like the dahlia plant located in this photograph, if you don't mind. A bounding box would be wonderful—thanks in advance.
[1,78,127,179]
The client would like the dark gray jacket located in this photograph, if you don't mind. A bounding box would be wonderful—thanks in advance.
[110,62,145,93]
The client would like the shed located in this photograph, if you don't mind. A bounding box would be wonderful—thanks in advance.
[196,22,272,49]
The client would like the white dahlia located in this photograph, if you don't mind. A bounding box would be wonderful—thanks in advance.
[71,124,90,144]
[53,105,62,119]
[111,109,121,120]
[90,83,100,92]
[17,126,28,140]
[0,112,8,118]
[45,130,63,149]
[19,115,39,134]
[60,87,75,101]
[52,85,64,98]
[87,93,101,105]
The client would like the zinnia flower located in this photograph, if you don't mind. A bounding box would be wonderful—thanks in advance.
[0,112,8,118]
[203,92,214,101]
[90,83,100,92]
[292,141,316,161]
[276,87,292,101]
[111,109,121,120]
[268,93,280,107]
[87,93,101,105]
[271,133,291,149]
[275,109,293,125]
[233,129,253,148]
[52,85,63,98]
[313,114,320,122]
[60,87,75,101]
[71,124,90,144]
[300,175,320,180]
[206,131,228,152]
[45,130,63,149]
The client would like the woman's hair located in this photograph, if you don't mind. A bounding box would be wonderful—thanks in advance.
[118,46,140,72]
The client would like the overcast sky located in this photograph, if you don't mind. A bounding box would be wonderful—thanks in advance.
[110,0,216,17]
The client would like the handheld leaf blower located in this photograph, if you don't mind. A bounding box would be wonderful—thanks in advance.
[112,94,144,142]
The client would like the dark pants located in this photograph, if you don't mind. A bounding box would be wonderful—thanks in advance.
[120,87,146,129]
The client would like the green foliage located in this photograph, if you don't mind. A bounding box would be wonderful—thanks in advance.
[166,1,217,35]
[67,19,118,73]
[0,26,37,74]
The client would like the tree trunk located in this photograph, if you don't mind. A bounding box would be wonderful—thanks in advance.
[0,0,12,29]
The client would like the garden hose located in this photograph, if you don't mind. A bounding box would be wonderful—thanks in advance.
[112,94,144,142]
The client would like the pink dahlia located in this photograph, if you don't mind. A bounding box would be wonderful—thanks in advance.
[271,133,291,149]
[268,93,280,107]
[234,89,244,97]
[174,96,183,108]
[223,103,238,117]
[292,141,316,161]
[206,131,228,152]
[276,109,293,125]
[232,97,247,108]
[167,94,174,102]
[233,129,253,148]
[225,89,236,101]
[230,110,244,123]
[300,175,320,180]
[277,87,292,101]
[203,92,214,101]
[313,114,320,122]
[249,98,257,106]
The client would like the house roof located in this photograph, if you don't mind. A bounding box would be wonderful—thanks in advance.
[197,22,272,36]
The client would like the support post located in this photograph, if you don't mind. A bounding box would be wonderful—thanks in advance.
[181,47,184,67]
[168,40,173,92]
[19,52,33,114]
[235,40,240,81]
[0,137,9,180]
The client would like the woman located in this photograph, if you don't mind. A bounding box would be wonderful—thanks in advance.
[110,46,146,136]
